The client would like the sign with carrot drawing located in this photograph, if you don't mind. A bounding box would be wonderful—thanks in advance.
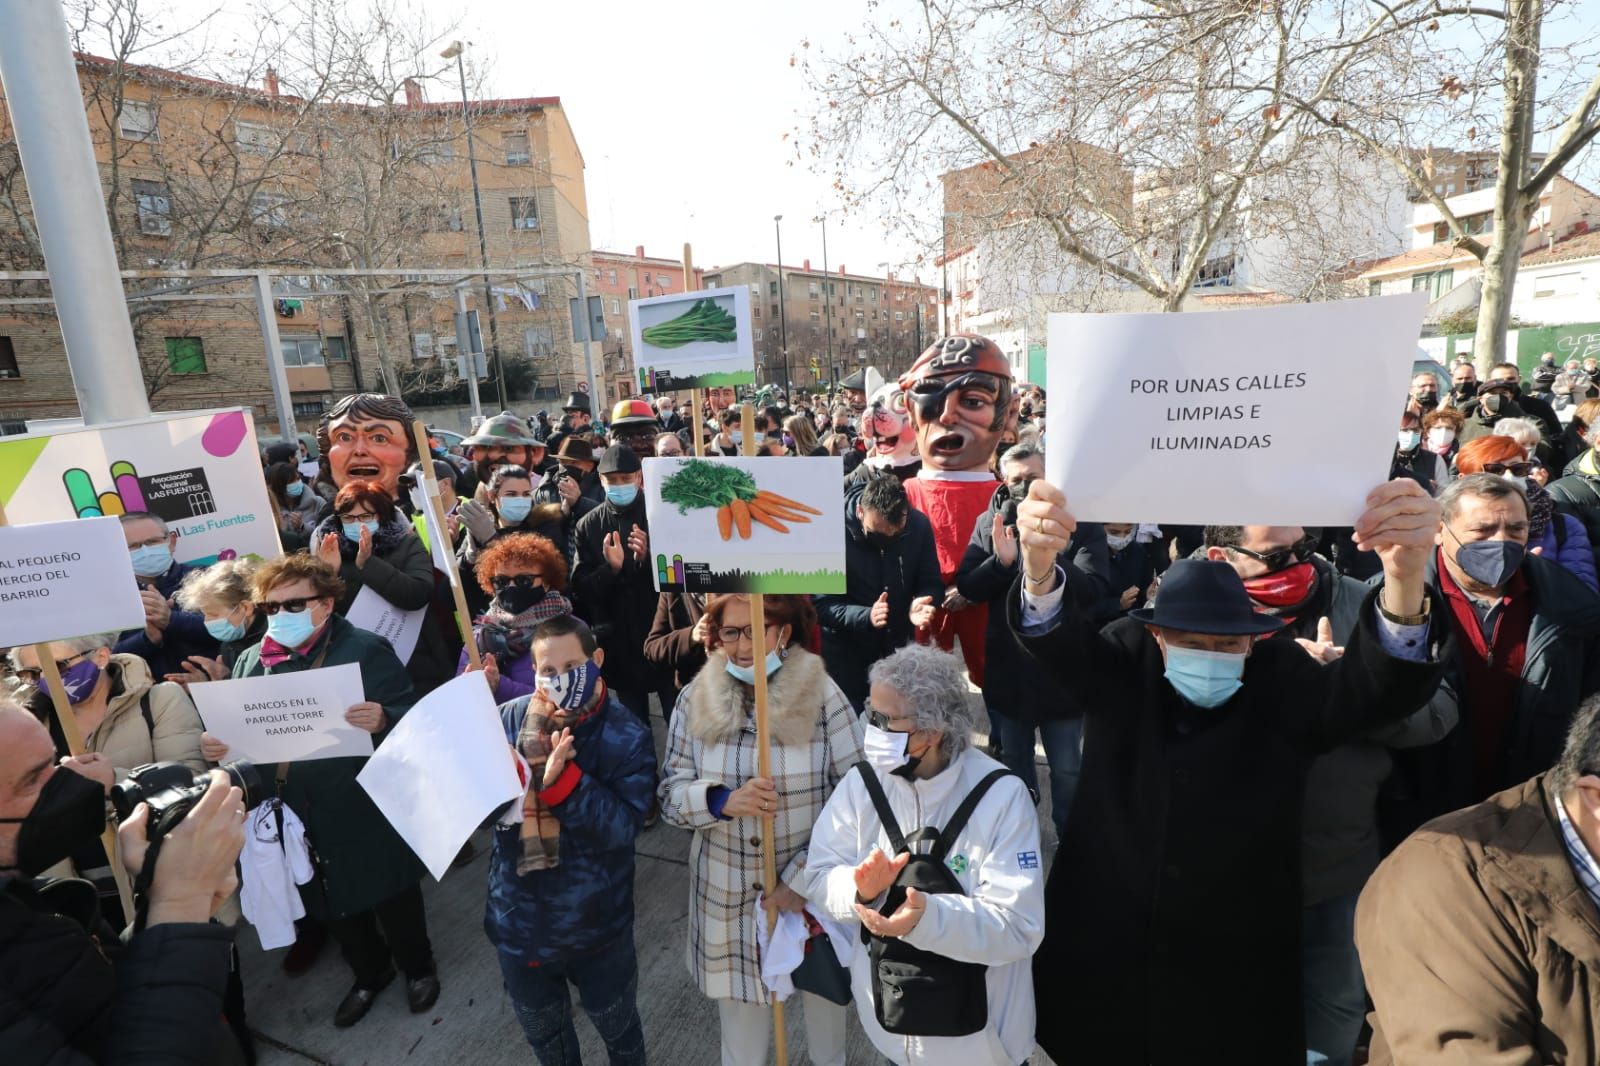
[641,456,845,593]
[628,285,755,392]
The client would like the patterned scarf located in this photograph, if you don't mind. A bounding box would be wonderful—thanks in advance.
[1527,480,1557,540]
[473,590,573,661]
[512,678,606,875]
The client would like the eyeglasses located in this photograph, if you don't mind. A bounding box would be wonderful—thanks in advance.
[1229,535,1319,573]
[716,623,780,644]
[17,651,88,683]
[256,596,325,616]
[1482,461,1538,477]
[492,574,546,592]
[864,702,914,733]
[338,510,379,523]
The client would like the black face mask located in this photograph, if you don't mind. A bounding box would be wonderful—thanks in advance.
[0,767,107,876]
[559,464,584,481]
[1415,390,1439,410]
[865,530,901,551]
[492,582,548,616]
[1453,381,1478,399]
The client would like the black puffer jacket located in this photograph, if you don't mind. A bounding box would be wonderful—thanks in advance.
[813,479,943,710]
[0,875,237,1065]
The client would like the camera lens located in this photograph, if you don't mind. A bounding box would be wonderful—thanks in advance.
[221,760,265,811]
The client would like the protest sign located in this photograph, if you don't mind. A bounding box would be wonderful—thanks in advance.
[0,516,146,646]
[0,408,281,566]
[297,460,321,480]
[190,664,371,763]
[642,456,845,593]
[407,481,456,574]
[1045,293,1428,526]
[629,285,755,392]
[357,671,521,880]
[345,585,425,663]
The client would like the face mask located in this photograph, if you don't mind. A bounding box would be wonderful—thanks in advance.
[605,484,640,508]
[1397,430,1421,452]
[129,543,173,578]
[1415,390,1439,409]
[1454,381,1477,399]
[493,583,547,615]
[205,614,248,642]
[1427,426,1456,450]
[1451,533,1526,588]
[865,530,901,551]
[342,519,379,542]
[1106,532,1135,552]
[660,405,674,415]
[862,722,924,779]
[1163,645,1247,708]
[1242,560,1317,609]
[38,657,103,705]
[1502,472,1529,493]
[725,649,783,685]
[497,496,534,524]
[266,606,320,648]
[1007,479,1035,502]
[1482,393,1506,414]
[285,480,306,499]
[729,430,744,446]
[0,767,107,876]
[534,659,603,713]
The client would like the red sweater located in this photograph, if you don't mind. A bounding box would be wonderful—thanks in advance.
[1438,551,1532,798]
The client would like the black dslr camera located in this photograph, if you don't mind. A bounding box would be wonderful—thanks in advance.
[111,760,265,844]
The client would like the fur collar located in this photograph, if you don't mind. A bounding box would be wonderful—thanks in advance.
[687,647,828,748]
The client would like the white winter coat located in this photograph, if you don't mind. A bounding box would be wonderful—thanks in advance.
[805,745,1045,1066]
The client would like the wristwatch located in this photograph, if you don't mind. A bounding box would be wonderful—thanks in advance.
[1378,596,1431,627]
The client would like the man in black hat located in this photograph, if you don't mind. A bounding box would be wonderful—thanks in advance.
[1007,477,1443,1064]
[838,369,868,416]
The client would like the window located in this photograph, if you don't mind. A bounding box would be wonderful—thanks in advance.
[1367,280,1382,297]
[808,281,821,298]
[132,180,171,236]
[165,336,207,374]
[503,132,530,165]
[432,204,463,232]
[753,305,761,318]
[659,274,670,290]
[325,336,349,362]
[769,281,779,296]
[250,191,288,228]
[418,141,456,165]
[609,298,620,314]
[279,338,326,367]
[523,326,554,358]
[754,328,763,341]
[0,336,18,378]
[1411,269,1455,300]
[894,311,904,321]
[608,269,618,284]
[411,333,434,360]
[1195,252,1236,287]
[809,309,821,321]
[235,121,275,153]
[119,100,158,142]
[0,419,26,435]
[292,399,325,418]
[628,287,638,300]
[510,197,538,230]
[770,304,778,318]
[642,272,652,285]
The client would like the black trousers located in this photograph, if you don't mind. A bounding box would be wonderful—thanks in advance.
[325,883,434,988]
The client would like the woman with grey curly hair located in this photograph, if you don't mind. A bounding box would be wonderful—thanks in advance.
[802,643,1045,1065]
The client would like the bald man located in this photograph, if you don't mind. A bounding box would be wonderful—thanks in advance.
[0,702,247,1062]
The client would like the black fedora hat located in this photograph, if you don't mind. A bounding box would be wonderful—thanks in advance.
[1129,559,1286,636]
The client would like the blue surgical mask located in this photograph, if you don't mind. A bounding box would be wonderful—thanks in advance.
[1396,430,1421,452]
[266,607,319,648]
[1162,645,1247,708]
[730,430,744,446]
[725,649,783,685]
[342,519,379,542]
[205,615,248,642]
[605,484,640,508]
[129,543,173,578]
[285,481,306,499]
[497,496,534,524]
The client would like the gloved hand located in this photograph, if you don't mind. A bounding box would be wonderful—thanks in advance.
[458,498,497,545]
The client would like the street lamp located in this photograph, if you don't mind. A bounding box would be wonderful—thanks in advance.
[440,40,506,408]
[773,214,791,394]
[940,211,959,335]
[815,214,832,386]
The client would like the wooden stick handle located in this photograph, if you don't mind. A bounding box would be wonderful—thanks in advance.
[410,422,481,673]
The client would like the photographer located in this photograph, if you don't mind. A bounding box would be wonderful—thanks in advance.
[0,700,246,1065]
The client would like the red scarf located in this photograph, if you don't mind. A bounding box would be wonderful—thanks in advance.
[259,621,330,668]
[1438,550,1532,797]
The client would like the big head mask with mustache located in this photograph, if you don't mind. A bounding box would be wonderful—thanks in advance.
[898,334,1018,472]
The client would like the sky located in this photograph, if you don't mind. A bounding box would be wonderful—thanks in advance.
[95,0,923,281]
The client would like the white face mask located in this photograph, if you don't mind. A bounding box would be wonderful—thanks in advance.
[1426,426,1456,449]
[1105,532,1135,551]
[1397,429,1422,452]
[862,722,917,778]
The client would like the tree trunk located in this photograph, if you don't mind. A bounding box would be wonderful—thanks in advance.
[1473,0,1543,376]
[359,292,401,395]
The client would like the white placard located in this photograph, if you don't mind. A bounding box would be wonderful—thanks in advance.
[1045,293,1428,526]
[357,671,521,881]
[297,460,320,479]
[0,516,147,645]
[408,483,456,574]
[345,585,426,664]
[628,285,756,391]
[190,664,371,763]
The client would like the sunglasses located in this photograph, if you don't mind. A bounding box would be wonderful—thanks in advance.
[1482,461,1537,477]
[864,702,914,733]
[256,596,326,616]
[491,574,546,592]
[1229,535,1319,573]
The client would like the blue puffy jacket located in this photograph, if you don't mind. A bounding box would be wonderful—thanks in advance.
[1529,510,1599,593]
[484,693,656,965]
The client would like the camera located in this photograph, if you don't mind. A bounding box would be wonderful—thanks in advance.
[111,760,265,844]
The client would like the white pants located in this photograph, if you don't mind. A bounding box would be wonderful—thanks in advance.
[717,994,848,1066]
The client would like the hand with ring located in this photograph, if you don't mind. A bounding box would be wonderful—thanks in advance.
[1017,480,1077,596]
[723,776,778,818]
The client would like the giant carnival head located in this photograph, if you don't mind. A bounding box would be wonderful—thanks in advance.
[863,379,919,468]
[897,334,1017,472]
[317,393,419,498]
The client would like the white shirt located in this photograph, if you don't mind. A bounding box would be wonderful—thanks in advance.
[239,800,315,951]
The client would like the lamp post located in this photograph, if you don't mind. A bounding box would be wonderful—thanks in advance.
[441,40,506,408]
[771,214,790,393]
[940,211,959,335]
[815,214,832,387]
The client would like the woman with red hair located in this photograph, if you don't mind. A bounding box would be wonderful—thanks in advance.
[1456,436,1598,591]
[311,479,460,694]
[456,532,575,702]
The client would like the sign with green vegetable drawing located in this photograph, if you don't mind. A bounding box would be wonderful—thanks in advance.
[629,285,755,391]
[641,456,845,594]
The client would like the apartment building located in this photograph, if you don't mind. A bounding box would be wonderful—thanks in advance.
[0,53,591,434]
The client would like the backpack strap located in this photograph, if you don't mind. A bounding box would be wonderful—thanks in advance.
[930,768,1013,863]
[139,690,155,741]
[853,762,908,854]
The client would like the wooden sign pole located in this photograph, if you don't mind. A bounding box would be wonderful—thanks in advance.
[410,421,482,673]
[0,499,134,918]
[739,405,787,1065]
[684,242,707,459]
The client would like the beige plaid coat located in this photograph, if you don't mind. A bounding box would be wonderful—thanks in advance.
[658,647,863,1005]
